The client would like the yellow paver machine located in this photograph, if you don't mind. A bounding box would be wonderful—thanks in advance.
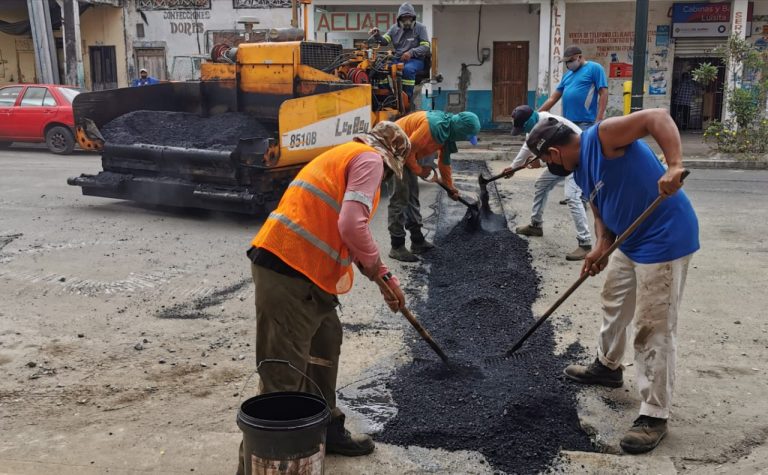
[68,7,435,214]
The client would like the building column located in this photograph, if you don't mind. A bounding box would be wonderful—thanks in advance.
[27,0,60,84]
[305,1,316,40]
[61,0,85,88]
[422,2,434,97]
[723,0,749,121]
[537,0,552,108]
[548,0,565,115]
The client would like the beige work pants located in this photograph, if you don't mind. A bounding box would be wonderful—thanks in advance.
[596,249,692,419]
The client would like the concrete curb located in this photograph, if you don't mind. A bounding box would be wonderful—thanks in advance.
[685,158,768,170]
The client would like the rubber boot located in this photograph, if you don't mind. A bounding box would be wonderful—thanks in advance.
[389,246,419,262]
[563,357,623,388]
[620,416,668,454]
[411,240,435,255]
[326,413,375,456]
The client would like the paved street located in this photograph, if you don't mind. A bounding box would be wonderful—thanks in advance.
[1,146,767,474]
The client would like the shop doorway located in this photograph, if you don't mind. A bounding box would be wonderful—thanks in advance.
[671,57,725,131]
[89,46,118,91]
[492,41,528,122]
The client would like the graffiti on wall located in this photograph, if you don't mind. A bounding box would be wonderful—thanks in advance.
[138,0,210,10]
[233,0,291,8]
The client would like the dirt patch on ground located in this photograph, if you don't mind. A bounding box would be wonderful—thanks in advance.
[102,111,271,151]
[379,160,593,473]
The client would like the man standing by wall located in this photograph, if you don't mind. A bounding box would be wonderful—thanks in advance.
[369,3,430,100]
[514,46,608,261]
[672,72,697,131]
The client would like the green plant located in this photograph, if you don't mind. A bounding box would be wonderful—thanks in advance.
[692,62,718,85]
[701,35,768,156]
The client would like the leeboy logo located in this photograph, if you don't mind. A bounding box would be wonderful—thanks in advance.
[335,116,370,137]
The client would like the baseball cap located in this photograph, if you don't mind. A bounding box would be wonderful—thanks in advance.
[561,45,582,61]
[139,68,148,73]
[525,117,568,157]
[511,105,538,136]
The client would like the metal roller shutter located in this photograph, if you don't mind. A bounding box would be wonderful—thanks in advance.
[673,38,726,57]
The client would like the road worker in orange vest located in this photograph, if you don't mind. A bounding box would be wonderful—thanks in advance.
[388,110,481,262]
[236,122,411,471]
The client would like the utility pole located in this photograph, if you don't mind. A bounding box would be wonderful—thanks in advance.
[61,0,84,88]
[630,0,649,113]
[27,0,60,84]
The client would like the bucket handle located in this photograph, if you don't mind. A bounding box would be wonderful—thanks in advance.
[238,358,329,406]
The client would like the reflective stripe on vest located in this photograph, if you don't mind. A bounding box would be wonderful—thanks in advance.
[269,212,352,267]
[288,180,341,213]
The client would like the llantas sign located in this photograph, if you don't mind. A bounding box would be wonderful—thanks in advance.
[316,11,398,33]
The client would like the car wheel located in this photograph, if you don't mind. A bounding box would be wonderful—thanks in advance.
[45,126,75,155]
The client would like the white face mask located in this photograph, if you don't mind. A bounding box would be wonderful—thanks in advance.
[565,58,581,72]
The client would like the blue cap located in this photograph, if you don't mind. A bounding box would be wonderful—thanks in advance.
[468,135,478,146]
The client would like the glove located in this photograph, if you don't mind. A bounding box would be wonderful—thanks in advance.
[369,28,380,36]
[401,51,413,61]
[378,272,405,312]
[447,187,460,201]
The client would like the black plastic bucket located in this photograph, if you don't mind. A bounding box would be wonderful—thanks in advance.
[238,391,330,475]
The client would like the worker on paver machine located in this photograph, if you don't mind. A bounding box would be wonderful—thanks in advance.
[525,108,699,454]
[369,2,431,101]
[237,122,411,472]
[388,111,481,262]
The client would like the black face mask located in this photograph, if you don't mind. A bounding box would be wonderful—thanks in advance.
[547,162,572,177]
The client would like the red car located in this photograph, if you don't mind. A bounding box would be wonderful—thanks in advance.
[0,84,81,154]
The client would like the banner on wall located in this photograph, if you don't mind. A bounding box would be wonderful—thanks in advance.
[672,2,753,38]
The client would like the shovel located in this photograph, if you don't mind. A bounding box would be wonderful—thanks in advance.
[478,157,537,212]
[435,180,482,231]
[486,170,690,365]
[375,275,451,366]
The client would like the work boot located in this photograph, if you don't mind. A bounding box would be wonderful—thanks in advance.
[389,246,419,262]
[620,416,668,454]
[516,223,543,237]
[326,414,375,456]
[563,357,623,388]
[410,240,435,255]
[566,245,592,261]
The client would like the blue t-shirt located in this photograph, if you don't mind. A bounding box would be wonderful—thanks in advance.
[557,62,608,123]
[574,125,699,264]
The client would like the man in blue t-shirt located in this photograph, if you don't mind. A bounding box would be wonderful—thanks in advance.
[525,109,699,455]
[540,45,609,126]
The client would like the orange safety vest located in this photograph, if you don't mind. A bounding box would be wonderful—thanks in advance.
[251,141,381,295]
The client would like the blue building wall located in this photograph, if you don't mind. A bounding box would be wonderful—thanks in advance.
[421,90,537,130]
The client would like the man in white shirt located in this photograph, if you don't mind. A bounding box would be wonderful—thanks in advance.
[503,105,592,261]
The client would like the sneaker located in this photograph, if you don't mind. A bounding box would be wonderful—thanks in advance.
[326,414,375,456]
[563,357,623,388]
[389,246,419,262]
[411,240,435,254]
[620,416,668,454]
[516,224,543,237]
[565,245,592,261]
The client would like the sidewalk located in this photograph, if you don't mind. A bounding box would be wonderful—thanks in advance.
[460,130,768,169]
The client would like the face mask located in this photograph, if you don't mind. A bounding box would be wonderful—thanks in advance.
[401,18,414,29]
[547,162,572,177]
[566,59,580,72]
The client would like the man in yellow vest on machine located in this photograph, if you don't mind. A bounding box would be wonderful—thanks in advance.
[237,122,411,472]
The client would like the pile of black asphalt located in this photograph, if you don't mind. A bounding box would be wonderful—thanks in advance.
[379,160,593,474]
[102,111,270,151]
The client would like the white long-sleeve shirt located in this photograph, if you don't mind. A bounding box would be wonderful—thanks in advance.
[510,111,583,168]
